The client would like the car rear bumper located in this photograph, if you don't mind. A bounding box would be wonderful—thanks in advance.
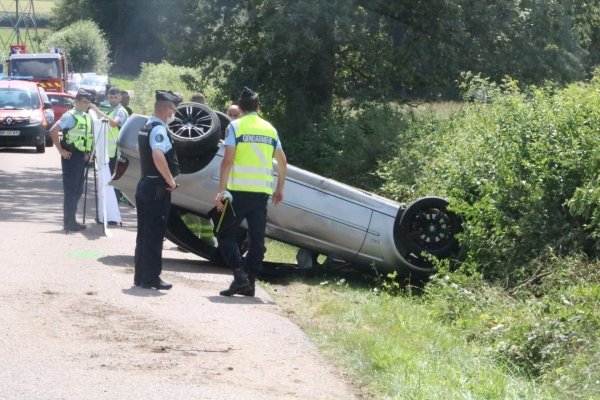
[0,124,45,147]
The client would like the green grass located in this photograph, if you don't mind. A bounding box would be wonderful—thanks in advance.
[267,279,556,399]
[0,1,57,14]
[110,74,136,91]
[0,27,51,53]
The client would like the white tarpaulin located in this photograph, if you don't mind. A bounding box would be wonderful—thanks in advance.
[89,109,120,234]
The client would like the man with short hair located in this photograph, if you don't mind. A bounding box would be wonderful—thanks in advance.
[49,89,94,233]
[191,92,206,104]
[214,87,287,296]
[226,104,241,120]
[89,86,129,175]
[121,90,133,116]
[134,90,181,290]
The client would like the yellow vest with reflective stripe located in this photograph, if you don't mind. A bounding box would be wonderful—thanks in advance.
[65,110,92,152]
[228,114,278,194]
[106,105,128,158]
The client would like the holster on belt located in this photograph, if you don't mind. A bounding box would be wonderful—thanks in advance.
[60,139,76,153]
[154,176,168,200]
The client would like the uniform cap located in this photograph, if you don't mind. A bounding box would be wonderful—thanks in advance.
[76,89,91,100]
[240,87,255,99]
[155,90,181,106]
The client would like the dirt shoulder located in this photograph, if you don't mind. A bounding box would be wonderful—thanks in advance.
[0,148,358,399]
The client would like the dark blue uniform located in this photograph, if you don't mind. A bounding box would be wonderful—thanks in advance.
[57,111,92,229]
[134,116,179,286]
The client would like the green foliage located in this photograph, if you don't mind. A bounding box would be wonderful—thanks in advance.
[281,103,404,190]
[41,20,110,73]
[425,256,600,398]
[269,279,554,399]
[380,75,600,283]
[52,0,185,74]
[131,62,195,116]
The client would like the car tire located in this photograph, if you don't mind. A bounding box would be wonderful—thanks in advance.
[397,196,461,259]
[169,102,221,159]
[36,143,46,153]
[215,111,231,140]
[45,136,54,147]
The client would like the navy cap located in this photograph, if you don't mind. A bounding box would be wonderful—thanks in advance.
[155,90,181,106]
[76,89,91,100]
[240,86,255,99]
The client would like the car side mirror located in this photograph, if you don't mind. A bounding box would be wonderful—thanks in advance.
[43,102,53,110]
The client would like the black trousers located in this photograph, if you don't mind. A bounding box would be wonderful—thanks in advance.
[217,191,269,277]
[134,178,171,285]
[61,149,86,228]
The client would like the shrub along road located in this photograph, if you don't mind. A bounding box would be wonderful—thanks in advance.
[0,148,358,399]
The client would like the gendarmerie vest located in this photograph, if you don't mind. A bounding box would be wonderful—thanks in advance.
[138,121,180,179]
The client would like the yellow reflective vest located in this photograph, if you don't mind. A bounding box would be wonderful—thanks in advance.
[106,105,128,158]
[227,114,278,195]
[64,110,92,152]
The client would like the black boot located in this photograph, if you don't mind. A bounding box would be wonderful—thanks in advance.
[219,269,250,296]
[240,275,255,297]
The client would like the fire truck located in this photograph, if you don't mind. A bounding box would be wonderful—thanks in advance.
[6,45,68,93]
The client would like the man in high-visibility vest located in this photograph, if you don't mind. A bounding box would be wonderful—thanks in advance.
[49,89,93,233]
[214,87,288,297]
[89,86,129,176]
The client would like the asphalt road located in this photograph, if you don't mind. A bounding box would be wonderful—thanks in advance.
[0,147,357,399]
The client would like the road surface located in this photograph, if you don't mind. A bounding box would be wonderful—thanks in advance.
[0,146,357,399]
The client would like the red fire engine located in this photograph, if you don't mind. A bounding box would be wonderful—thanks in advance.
[7,45,68,93]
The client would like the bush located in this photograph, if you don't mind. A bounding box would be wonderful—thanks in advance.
[273,102,405,191]
[41,20,110,74]
[424,256,600,398]
[131,62,196,116]
[379,74,600,284]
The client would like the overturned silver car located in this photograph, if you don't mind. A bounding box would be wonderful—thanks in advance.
[112,103,461,275]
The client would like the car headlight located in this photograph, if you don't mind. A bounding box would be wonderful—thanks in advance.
[29,110,43,123]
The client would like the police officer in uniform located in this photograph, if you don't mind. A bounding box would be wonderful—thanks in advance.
[49,89,93,232]
[215,87,288,296]
[134,90,180,290]
[89,86,129,175]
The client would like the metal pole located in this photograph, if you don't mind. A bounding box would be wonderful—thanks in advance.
[15,0,20,44]
[82,159,91,223]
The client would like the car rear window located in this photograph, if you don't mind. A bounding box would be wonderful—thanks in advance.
[82,75,108,85]
[49,95,74,108]
[0,88,40,110]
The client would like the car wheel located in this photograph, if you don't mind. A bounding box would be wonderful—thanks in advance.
[45,135,54,147]
[215,111,231,140]
[169,102,221,159]
[36,143,46,153]
[397,196,461,259]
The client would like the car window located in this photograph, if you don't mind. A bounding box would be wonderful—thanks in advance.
[49,95,74,108]
[67,81,80,90]
[38,87,50,103]
[0,88,41,110]
[82,75,108,85]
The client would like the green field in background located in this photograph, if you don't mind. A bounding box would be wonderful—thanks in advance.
[0,27,50,51]
[0,1,56,14]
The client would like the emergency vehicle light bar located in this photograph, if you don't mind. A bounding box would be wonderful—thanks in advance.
[0,76,33,81]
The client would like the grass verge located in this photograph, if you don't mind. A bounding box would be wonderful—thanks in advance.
[110,74,136,91]
[265,276,556,399]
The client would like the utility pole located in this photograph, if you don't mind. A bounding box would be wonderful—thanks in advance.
[0,1,40,53]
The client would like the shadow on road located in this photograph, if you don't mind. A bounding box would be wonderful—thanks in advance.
[0,166,137,228]
[97,255,230,276]
[121,287,167,297]
[205,295,275,305]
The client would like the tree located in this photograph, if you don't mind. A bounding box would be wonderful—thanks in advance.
[42,20,110,73]
[51,0,186,74]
